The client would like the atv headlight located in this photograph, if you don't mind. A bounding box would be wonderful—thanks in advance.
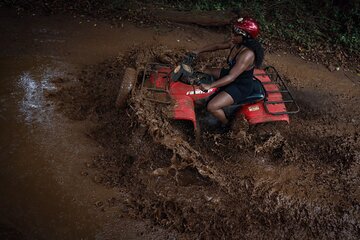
[174,65,181,73]
[182,64,192,74]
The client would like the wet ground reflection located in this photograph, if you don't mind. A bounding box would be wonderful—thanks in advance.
[0,56,102,239]
[18,63,61,124]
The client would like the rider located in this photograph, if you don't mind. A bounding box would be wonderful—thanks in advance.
[192,17,264,128]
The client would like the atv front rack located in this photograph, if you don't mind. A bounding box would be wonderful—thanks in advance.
[254,66,300,115]
[141,63,173,104]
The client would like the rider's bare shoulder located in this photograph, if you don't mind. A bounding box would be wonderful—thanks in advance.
[237,47,255,60]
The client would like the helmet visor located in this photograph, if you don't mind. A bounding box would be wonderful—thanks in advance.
[233,27,248,37]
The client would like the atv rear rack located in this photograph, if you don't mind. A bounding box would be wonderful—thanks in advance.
[141,63,173,104]
[254,66,300,115]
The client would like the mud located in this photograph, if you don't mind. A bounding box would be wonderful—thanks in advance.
[47,45,360,239]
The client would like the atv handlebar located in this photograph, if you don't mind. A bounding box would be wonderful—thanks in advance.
[171,53,196,82]
[193,79,208,93]
[171,53,209,92]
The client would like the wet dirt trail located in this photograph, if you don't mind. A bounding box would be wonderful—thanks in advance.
[0,8,215,239]
[1,7,360,240]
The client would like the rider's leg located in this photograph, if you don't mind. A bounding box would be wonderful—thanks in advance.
[203,68,222,79]
[207,91,234,125]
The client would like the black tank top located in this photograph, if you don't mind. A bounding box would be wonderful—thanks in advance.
[227,45,254,96]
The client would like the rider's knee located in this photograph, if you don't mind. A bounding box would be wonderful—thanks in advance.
[207,102,217,112]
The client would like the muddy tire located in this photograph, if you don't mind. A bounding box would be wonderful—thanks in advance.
[116,67,137,108]
[250,121,289,137]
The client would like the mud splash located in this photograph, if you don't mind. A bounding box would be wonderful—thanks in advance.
[49,45,360,239]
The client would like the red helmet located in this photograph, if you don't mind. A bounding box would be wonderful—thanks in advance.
[233,17,260,39]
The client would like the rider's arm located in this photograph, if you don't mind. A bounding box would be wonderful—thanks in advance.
[193,41,231,54]
[209,49,255,88]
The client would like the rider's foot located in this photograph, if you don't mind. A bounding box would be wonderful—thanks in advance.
[216,123,231,134]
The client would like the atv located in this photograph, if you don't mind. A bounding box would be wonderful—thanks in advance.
[116,54,299,135]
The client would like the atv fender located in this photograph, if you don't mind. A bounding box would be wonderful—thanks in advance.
[240,102,289,125]
[172,95,197,129]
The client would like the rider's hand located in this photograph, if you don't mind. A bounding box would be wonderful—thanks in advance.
[199,83,211,92]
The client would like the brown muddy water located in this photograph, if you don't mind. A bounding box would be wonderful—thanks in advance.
[1,7,360,240]
[0,8,210,239]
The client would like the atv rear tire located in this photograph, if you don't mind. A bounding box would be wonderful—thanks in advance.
[116,68,137,108]
[250,121,289,137]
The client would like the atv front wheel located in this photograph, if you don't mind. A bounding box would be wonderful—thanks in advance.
[116,67,137,108]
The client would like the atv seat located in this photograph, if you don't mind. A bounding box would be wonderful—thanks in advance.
[223,79,265,118]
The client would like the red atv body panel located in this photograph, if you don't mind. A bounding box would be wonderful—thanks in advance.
[241,69,289,124]
[145,65,291,130]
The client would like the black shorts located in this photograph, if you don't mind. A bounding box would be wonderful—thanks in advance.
[219,68,252,104]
